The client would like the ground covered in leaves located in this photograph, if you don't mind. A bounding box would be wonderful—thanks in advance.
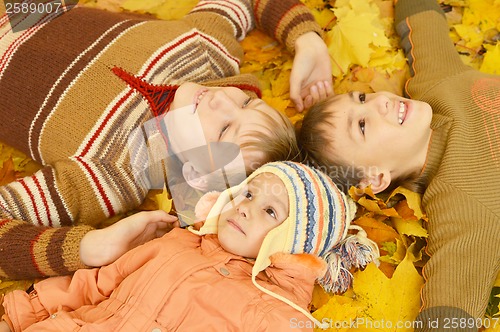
[1,0,499,330]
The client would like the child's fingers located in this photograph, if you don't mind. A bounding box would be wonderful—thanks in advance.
[303,95,314,109]
[309,85,320,104]
[291,92,304,112]
[321,80,334,98]
[310,81,332,103]
[141,210,178,223]
[325,80,334,96]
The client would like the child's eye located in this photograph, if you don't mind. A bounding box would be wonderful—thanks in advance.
[265,207,277,219]
[244,191,252,200]
[242,98,252,108]
[219,124,230,139]
[359,93,366,104]
[359,119,366,135]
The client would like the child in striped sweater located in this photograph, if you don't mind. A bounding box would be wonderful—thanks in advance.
[0,0,333,279]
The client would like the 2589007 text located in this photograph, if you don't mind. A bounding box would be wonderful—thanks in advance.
[5,2,63,15]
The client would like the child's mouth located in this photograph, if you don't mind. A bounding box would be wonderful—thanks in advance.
[193,89,208,112]
[227,219,245,234]
[398,101,407,125]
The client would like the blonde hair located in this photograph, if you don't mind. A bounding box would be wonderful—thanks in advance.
[240,107,300,171]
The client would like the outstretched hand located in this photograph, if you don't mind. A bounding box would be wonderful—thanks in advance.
[289,32,334,112]
[80,210,179,267]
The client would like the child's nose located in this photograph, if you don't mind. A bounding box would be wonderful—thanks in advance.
[371,95,390,117]
[237,204,249,219]
[209,90,238,111]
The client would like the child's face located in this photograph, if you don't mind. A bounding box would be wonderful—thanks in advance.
[217,173,289,258]
[324,91,432,181]
[166,82,280,169]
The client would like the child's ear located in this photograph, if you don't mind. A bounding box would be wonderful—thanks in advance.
[182,161,208,192]
[360,170,391,194]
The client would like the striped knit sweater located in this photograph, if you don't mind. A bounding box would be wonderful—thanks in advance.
[0,0,321,279]
[395,0,500,323]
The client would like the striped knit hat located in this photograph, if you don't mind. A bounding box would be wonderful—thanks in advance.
[192,161,378,328]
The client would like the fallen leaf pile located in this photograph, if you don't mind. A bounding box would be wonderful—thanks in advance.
[1,0,499,329]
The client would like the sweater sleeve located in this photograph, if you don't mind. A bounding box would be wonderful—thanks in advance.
[395,0,471,99]
[187,0,322,54]
[418,181,500,327]
[0,219,93,279]
[0,158,147,279]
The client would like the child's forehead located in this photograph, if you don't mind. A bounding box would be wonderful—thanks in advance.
[246,172,289,209]
[325,94,350,114]
[247,172,287,193]
[249,172,283,185]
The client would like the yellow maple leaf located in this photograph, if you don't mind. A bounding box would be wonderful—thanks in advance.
[379,238,407,264]
[155,1,198,20]
[357,196,399,217]
[311,8,336,30]
[388,186,425,220]
[495,272,500,288]
[121,0,162,13]
[79,0,126,12]
[354,215,400,246]
[313,255,423,331]
[154,184,173,213]
[392,217,428,238]
[121,0,197,19]
[270,68,292,97]
[262,95,291,114]
[481,43,500,74]
[313,295,364,331]
[326,0,391,77]
[302,0,328,9]
[240,30,283,64]
[453,24,484,49]
[462,0,500,33]
[368,67,409,98]
[350,257,423,331]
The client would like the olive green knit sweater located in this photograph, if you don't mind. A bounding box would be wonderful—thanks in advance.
[395,0,500,323]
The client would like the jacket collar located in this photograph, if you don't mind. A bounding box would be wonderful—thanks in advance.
[200,234,325,304]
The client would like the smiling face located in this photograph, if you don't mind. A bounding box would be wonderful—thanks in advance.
[216,173,289,258]
[165,82,281,170]
[324,91,433,191]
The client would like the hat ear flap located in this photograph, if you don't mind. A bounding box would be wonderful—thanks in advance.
[195,191,221,221]
[318,226,379,293]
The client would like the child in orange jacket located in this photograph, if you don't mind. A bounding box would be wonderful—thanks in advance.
[0,161,378,331]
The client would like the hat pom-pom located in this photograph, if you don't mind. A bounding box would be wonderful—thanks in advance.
[318,226,379,293]
[195,191,221,220]
[318,251,353,293]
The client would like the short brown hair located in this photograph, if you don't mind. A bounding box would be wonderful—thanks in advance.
[296,97,362,193]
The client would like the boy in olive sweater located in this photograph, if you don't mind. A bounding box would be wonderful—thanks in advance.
[298,0,499,328]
